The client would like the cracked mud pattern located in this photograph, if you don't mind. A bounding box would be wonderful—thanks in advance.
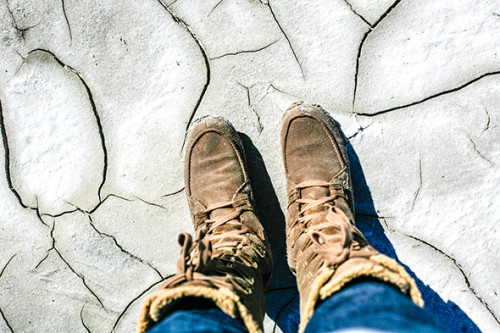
[0,0,499,332]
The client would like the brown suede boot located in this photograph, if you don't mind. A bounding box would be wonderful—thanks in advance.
[281,102,423,333]
[138,117,272,333]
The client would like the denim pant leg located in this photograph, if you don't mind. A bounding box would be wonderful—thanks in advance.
[304,281,445,333]
[148,308,248,333]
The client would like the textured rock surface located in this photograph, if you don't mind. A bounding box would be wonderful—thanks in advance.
[0,0,499,332]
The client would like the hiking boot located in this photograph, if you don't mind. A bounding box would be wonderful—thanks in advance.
[138,117,272,333]
[281,102,423,332]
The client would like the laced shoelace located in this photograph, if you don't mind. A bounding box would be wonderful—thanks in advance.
[291,180,377,267]
[161,183,260,293]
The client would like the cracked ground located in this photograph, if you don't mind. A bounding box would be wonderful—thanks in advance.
[0,0,499,332]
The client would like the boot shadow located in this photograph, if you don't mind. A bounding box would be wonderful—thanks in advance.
[347,142,481,333]
[239,132,301,333]
[239,127,480,333]
[239,133,296,289]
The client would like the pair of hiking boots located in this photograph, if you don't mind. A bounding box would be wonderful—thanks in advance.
[138,103,423,333]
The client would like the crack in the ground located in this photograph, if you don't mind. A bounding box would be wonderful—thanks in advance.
[481,103,491,133]
[5,0,36,42]
[468,135,494,166]
[111,278,168,332]
[42,209,79,219]
[266,1,305,79]
[32,200,82,227]
[33,221,56,269]
[87,215,163,279]
[27,48,108,202]
[30,199,153,309]
[33,251,50,270]
[347,130,360,140]
[237,82,252,106]
[14,25,34,42]
[13,49,25,61]
[236,82,264,133]
[161,187,184,198]
[209,0,225,16]
[80,305,91,333]
[411,158,423,211]
[379,218,500,325]
[156,1,211,151]
[61,0,72,44]
[341,0,373,27]
[73,192,168,211]
[347,119,373,140]
[133,196,166,210]
[53,243,106,309]
[0,307,14,333]
[0,100,31,209]
[355,70,500,117]
[35,221,106,309]
[346,127,363,140]
[69,75,106,200]
[353,0,402,109]
[86,193,132,214]
[34,198,50,227]
[265,83,298,101]
[5,0,17,26]
[0,254,16,280]
[209,39,279,60]
[251,107,264,133]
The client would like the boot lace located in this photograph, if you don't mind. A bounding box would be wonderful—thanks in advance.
[291,180,377,268]
[161,182,263,294]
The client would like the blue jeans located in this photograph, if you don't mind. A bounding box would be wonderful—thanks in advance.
[148,281,444,333]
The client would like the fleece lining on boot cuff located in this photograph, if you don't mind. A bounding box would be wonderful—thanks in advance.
[137,285,262,333]
[298,254,423,333]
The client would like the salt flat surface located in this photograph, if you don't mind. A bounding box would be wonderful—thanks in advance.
[0,0,498,332]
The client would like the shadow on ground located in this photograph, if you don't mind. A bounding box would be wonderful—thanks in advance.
[348,142,480,333]
[240,133,296,290]
[240,129,480,333]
